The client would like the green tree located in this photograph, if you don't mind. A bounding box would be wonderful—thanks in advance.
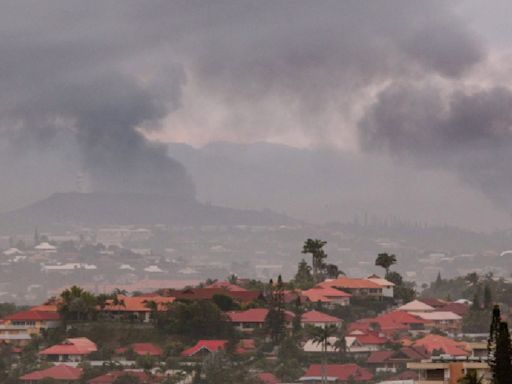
[294,259,314,289]
[324,264,342,279]
[494,321,512,384]
[212,294,239,311]
[375,253,397,276]
[483,284,493,310]
[113,374,140,384]
[307,325,338,384]
[58,286,98,322]
[302,239,328,283]
[265,276,286,344]
[465,272,479,287]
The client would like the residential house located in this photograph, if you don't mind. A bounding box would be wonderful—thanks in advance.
[20,365,82,383]
[398,300,436,313]
[88,371,156,384]
[303,336,339,353]
[345,330,388,357]
[367,346,429,373]
[101,295,174,323]
[301,287,351,306]
[367,275,395,298]
[408,359,491,384]
[181,340,228,357]
[318,278,383,299]
[167,287,263,305]
[117,343,163,357]
[413,311,462,334]
[257,372,280,384]
[412,334,470,357]
[301,310,343,328]
[0,310,60,345]
[227,308,294,333]
[40,337,97,362]
[299,363,373,383]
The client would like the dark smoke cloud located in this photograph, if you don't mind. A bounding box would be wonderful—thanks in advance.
[0,0,509,225]
[360,84,512,212]
[0,4,194,198]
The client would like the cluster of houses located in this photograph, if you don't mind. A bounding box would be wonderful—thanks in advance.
[0,276,492,383]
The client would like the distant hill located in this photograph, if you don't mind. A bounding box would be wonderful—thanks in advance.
[0,192,295,231]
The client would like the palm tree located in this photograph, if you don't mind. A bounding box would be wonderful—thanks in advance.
[458,370,484,384]
[375,253,397,276]
[302,239,328,283]
[308,325,338,384]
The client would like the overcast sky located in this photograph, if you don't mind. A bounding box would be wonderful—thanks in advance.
[1,1,512,230]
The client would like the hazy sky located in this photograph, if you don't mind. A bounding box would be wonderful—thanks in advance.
[1,1,512,229]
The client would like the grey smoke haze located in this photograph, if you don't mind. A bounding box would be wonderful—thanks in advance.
[0,1,511,228]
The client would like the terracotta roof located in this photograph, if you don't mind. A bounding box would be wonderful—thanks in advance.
[131,343,162,356]
[319,277,382,290]
[301,310,342,324]
[40,338,97,356]
[181,340,228,357]
[102,295,174,312]
[368,346,428,363]
[413,334,469,356]
[389,370,419,380]
[258,372,280,384]
[440,302,468,317]
[168,288,262,303]
[227,308,294,323]
[354,333,388,345]
[88,371,155,384]
[367,277,395,287]
[30,305,59,312]
[414,311,462,321]
[377,310,427,325]
[302,287,351,303]
[398,300,435,312]
[20,365,82,381]
[418,298,447,308]
[4,310,60,321]
[301,364,373,382]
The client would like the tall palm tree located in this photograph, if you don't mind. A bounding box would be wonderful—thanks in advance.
[302,239,328,283]
[308,325,338,384]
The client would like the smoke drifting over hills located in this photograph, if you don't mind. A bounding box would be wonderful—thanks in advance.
[0,1,511,227]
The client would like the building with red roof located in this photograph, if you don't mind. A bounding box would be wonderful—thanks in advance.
[301,287,351,306]
[300,363,373,383]
[181,340,228,357]
[129,343,163,356]
[412,334,470,357]
[0,310,60,345]
[40,337,97,362]
[367,346,429,374]
[20,365,82,382]
[301,310,343,328]
[101,295,175,323]
[227,308,294,332]
[88,371,157,384]
[345,330,389,357]
[318,278,383,298]
[167,287,263,305]
[257,372,280,384]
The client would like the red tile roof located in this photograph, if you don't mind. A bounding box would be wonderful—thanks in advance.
[30,305,59,312]
[181,340,228,357]
[413,334,470,356]
[40,338,97,356]
[302,364,373,382]
[302,287,351,303]
[88,371,155,384]
[131,343,163,356]
[319,278,381,290]
[102,295,174,312]
[4,310,60,321]
[301,310,342,324]
[367,346,428,363]
[20,365,82,381]
[257,372,280,384]
[227,308,294,323]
